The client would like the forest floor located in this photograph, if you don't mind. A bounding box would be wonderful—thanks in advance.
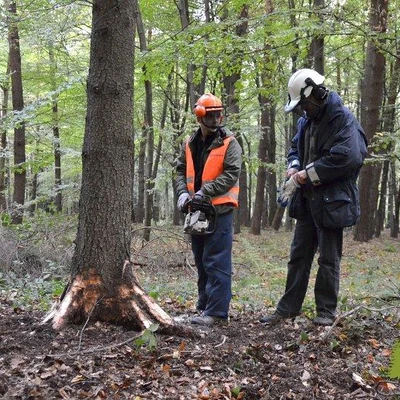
[0,227,399,399]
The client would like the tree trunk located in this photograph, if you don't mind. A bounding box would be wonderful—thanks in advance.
[266,106,277,226]
[250,0,275,235]
[353,0,387,241]
[222,4,248,234]
[380,49,400,236]
[375,160,389,237]
[44,0,173,332]
[133,1,155,242]
[390,162,399,238]
[311,0,325,74]
[49,45,62,212]
[8,1,26,224]
[0,60,9,212]
[250,91,269,235]
[135,126,146,223]
[177,0,196,109]
[392,184,400,238]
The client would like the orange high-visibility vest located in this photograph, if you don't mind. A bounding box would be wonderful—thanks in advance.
[186,136,239,207]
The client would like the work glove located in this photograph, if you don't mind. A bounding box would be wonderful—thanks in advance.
[277,176,300,207]
[193,190,204,201]
[177,192,191,212]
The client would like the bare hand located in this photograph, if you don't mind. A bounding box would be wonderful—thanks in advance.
[294,170,307,185]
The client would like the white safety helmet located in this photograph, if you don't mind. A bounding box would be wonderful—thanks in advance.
[285,69,325,113]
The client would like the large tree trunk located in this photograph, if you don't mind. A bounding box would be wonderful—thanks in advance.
[44,0,173,332]
[353,0,387,241]
[8,1,26,224]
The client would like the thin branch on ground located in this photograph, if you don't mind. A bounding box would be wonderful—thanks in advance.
[77,296,104,351]
[47,331,143,358]
[321,304,399,341]
[215,335,227,348]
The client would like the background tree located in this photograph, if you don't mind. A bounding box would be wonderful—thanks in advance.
[354,0,388,241]
[0,60,9,211]
[7,0,26,224]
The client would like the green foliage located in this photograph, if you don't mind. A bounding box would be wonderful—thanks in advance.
[134,324,159,351]
[1,273,65,311]
[388,340,400,379]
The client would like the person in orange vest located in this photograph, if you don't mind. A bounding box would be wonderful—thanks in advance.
[175,93,242,326]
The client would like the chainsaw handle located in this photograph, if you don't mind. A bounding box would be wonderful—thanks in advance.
[184,197,218,235]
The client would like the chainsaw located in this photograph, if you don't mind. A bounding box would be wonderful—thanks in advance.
[183,195,217,235]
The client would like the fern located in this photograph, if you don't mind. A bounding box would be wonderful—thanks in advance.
[388,340,400,379]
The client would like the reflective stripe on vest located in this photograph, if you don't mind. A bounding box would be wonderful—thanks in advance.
[185,136,239,207]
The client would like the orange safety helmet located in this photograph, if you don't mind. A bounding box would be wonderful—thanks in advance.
[194,93,223,117]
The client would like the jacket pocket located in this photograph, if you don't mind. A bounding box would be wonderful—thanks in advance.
[322,185,359,228]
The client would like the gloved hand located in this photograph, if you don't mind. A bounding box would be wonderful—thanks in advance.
[277,176,301,207]
[177,192,190,211]
[193,190,204,201]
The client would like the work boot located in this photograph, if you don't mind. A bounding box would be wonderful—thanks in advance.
[190,315,227,326]
[312,315,335,326]
[259,312,288,325]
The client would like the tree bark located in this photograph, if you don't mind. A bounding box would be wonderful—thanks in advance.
[8,1,26,224]
[0,59,9,212]
[44,0,173,331]
[251,0,274,235]
[222,4,249,234]
[353,0,388,241]
[311,0,325,74]
[381,49,400,236]
[250,91,269,235]
[49,45,62,212]
[133,1,155,242]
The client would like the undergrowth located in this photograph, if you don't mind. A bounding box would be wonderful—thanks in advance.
[0,215,399,320]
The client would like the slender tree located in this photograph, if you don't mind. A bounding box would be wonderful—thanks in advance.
[251,0,275,235]
[221,4,249,234]
[7,0,26,224]
[0,61,9,211]
[354,0,388,241]
[48,44,62,212]
[134,0,155,242]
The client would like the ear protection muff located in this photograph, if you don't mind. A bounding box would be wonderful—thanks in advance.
[194,104,207,117]
[304,77,327,100]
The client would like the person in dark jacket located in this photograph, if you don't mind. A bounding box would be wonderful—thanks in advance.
[260,69,368,326]
[175,93,242,326]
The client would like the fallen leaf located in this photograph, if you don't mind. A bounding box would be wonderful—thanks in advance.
[70,375,86,384]
[368,338,380,349]
[301,370,311,382]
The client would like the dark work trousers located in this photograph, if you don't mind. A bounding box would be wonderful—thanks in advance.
[191,211,233,319]
[276,200,343,319]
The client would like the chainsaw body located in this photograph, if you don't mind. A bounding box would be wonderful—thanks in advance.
[183,196,217,235]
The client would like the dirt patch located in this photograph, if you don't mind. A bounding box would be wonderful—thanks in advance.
[0,295,399,399]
